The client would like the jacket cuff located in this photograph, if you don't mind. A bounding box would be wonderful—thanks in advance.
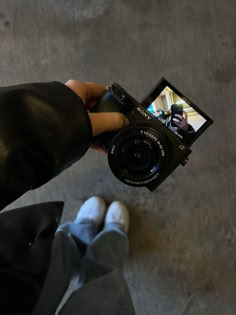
[52,81,93,171]
[0,81,92,210]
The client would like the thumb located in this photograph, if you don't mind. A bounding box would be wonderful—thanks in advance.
[88,112,129,137]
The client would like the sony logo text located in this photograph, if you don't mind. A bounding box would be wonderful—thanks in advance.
[136,107,151,120]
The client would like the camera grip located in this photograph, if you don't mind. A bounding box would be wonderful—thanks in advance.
[90,89,122,151]
[90,89,123,113]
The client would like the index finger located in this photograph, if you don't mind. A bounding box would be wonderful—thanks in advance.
[84,82,106,102]
[175,114,183,119]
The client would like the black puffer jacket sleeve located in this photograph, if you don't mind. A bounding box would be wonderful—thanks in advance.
[0,81,92,210]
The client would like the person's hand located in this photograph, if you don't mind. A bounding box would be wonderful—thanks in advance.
[173,111,188,131]
[65,80,129,153]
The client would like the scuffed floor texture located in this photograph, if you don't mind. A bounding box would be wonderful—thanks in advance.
[1,0,236,314]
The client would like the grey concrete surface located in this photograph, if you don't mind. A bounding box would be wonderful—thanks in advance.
[1,0,236,314]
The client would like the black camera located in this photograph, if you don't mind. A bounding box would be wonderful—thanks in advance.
[91,78,213,191]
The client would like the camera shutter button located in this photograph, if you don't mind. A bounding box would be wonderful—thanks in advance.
[120,94,125,102]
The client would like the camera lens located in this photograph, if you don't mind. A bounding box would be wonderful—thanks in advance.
[121,138,156,174]
[108,122,169,187]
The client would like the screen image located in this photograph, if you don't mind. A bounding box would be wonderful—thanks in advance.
[147,86,207,144]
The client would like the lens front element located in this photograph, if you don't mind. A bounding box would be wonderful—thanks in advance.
[121,137,157,175]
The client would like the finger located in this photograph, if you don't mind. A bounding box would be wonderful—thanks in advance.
[175,114,183,120]
[173,119,181,127]
[65,80,86,103]
[84,82,106,102]
[88,112,129,136]
[65,80,106,106]
[173,118,181,123]
[183,111,188,120]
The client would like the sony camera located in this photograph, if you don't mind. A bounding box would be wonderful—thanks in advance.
[91,78,213,191]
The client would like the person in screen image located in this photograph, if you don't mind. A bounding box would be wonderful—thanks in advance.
[153,104,195,143]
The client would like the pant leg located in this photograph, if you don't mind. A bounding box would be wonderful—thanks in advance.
[32,221,98,315]
[58,224,136,315]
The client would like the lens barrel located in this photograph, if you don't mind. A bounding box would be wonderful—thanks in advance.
[108,122,169,187]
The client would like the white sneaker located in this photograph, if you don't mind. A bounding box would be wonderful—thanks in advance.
[104,201,129,233]
[75,196,106,227]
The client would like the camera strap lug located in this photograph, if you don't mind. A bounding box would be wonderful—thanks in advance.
[181,157,189,166]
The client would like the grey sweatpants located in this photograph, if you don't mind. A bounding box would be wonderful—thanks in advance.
[32,220,136,315]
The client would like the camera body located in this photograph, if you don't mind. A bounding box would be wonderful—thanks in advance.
[91,83,192,191]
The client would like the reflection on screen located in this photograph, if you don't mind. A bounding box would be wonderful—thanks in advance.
[147,86,206,144]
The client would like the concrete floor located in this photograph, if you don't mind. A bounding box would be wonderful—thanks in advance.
[1,0,236,314]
